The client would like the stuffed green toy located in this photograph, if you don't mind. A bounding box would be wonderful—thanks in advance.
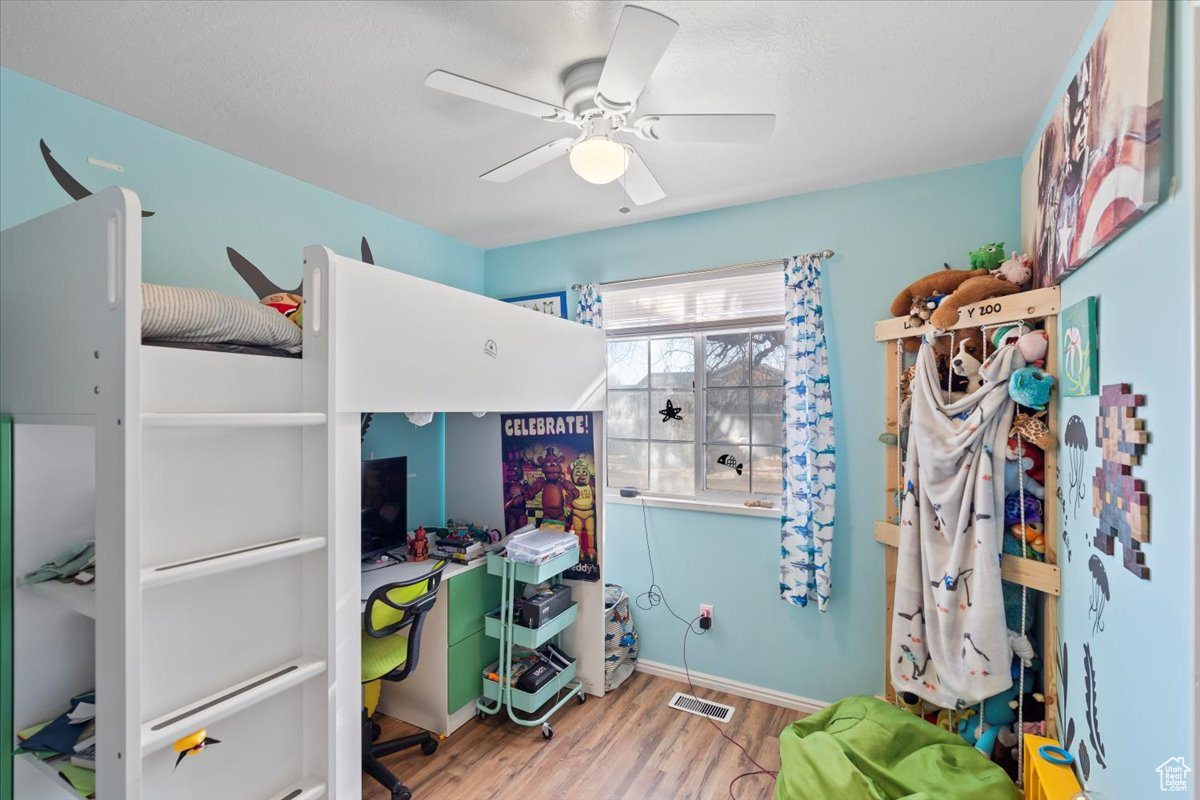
[968,242,1006,271]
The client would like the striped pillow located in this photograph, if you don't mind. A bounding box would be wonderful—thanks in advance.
[142,284,302,353]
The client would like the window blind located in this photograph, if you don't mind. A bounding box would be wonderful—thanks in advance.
[603,266,785,334]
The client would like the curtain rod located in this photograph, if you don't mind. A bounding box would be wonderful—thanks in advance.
[569,250,835,291]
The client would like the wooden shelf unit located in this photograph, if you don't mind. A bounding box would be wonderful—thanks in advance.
[875,286,1062,739]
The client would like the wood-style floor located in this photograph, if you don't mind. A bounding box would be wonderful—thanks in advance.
[362,671,802,800]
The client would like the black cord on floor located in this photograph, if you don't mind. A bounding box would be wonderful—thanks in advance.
[634,498,778,799]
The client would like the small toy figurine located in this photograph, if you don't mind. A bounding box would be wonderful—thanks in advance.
[409,527,429,562]
[173,729,220,770]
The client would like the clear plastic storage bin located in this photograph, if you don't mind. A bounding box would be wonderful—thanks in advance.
[507,529,578,565]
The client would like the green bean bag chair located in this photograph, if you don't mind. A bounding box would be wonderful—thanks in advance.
[776,695,1020,800]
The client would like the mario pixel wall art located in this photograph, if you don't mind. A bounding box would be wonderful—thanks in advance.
[501,413,599,581]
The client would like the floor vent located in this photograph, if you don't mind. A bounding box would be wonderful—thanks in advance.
[667,691,735,723]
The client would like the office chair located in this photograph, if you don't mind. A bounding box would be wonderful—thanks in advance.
[362,559,448,800]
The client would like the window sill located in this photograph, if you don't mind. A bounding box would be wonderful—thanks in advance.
[604,493,780,519]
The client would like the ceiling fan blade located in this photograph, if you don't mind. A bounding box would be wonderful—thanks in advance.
[620,146,665,205]
[633,113,776,143]
[425,70,571,122]
[596,6,679,109]
[480,138,574,183]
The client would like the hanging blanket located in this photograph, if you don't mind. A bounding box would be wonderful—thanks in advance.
[890,340,1022,709]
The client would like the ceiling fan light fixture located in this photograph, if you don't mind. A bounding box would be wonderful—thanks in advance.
[569,136,627,184]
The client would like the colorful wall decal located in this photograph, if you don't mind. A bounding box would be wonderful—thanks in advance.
[1061,297,1099,396]
[1020,1,1169,287]
[502,290,568,318]
[1092,384,1151,579]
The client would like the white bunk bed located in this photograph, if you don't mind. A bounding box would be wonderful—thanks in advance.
[1,188,606,800]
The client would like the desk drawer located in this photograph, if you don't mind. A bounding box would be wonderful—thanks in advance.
[447,567,500,646]
[448,629,497,714]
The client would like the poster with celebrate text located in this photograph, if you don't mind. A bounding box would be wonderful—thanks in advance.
[500,412,599,581]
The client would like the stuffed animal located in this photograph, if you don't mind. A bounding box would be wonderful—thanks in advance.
[1005,492,1043,527]
[950,340,984,393]
[991,251,1033,287]
[990,323,1027,350]
[890,268,981,321]
[1008,522,1046,560]
[994,690,1047,779]
[1005,437,1046,490]
[929,275,1023,328]
[969,242,1006,271]
[1010,411,1054,450]
[1009,367,1054,411]
[959,683,1019,752]
[1017,329,1049,364]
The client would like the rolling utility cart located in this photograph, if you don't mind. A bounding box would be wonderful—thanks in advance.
[476,536,584,739]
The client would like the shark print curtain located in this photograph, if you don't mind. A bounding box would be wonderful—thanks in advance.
[780,255,836,611]
[576,283,603,328]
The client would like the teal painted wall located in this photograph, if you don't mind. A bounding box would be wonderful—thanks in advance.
[1030,2,1196,796]
[0,67,486,522]
[484,158,1022,701]
[361,413,446,528]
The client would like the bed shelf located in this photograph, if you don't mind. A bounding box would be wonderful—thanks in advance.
[141,536,326,590]
[873,521,1060,595]
[265,774,327,800]
[141,412,326,428]
[23,579,97,619]
[140,657,326,756]
[14,751,89,800]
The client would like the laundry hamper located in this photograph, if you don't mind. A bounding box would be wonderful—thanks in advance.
[603,584,638,690]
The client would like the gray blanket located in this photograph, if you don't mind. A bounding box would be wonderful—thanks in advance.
[890,340,1021,708]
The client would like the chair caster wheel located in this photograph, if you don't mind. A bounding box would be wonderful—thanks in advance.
[576,692,586,704]
[421,738,438,756]
[371,722,382,741]
[392,786,412,800]
[542,723,554,739]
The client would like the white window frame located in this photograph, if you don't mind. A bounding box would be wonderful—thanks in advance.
[604,324,784,505]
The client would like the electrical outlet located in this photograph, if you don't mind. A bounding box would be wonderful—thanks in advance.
[699,603,713,620]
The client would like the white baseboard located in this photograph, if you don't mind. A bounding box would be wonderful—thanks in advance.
[634,659,827,715]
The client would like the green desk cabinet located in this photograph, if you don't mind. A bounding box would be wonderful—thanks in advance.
[446,566,500,713]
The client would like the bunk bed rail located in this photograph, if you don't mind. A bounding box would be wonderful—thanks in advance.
[303,246,606,414]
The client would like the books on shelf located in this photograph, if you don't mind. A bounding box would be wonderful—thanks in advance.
[71,742,97,769]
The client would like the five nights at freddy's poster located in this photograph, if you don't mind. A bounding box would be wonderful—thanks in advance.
[500,413,599,581]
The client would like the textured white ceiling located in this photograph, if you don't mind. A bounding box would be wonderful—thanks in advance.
[0,0,1097,248]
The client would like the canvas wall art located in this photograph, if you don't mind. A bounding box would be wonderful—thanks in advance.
[502,291,568,318]
[1020,0,1169,288]
[1062,296,1099,396]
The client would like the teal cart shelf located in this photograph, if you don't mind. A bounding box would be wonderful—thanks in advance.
[476,545,584,739]
[481,660,578,714]
[486,547,579,583]
[485,602,578,649]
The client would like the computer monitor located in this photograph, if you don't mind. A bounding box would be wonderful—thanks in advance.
[361,456,408,560]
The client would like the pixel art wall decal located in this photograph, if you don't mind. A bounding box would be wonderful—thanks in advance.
[1092,384,1150,579]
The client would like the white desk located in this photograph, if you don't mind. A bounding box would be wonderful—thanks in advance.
[360,557,481,607]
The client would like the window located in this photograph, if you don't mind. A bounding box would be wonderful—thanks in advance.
[603,266,785,502]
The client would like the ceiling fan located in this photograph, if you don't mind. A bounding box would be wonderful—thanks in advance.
[425,4,775,206]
